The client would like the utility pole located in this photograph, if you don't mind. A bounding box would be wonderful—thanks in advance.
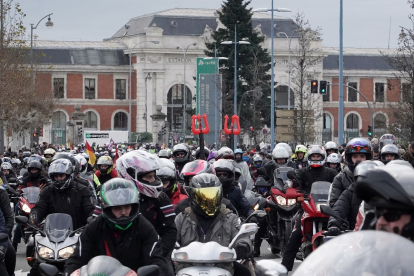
[0,0,5,155]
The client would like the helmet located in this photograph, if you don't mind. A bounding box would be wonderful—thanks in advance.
[43,148,56,163]
[307,145,327,168]
[272,147,289,166]
[51,153,80,176]
[115,150,162,198]
[211,159,235,191]
[97,156,113,175]
[295,145,307,154]
[253,155,263,168]
[387,159,413,168]
[380,144,400,164]
[156,158,177,194]
[48,159,73,190]
[344,138,372,167]
[70,150,78,155]
[372,160,385,167]
[326,153,341,167]
[216,147,235,160]
[172,144,190,163]
[355,165,414,240]
[324,141,338,153]
[275,143,293,158]
[1,162,12,171]
[158,149,171,159]
[23,151,31,158]
[188,173,223,217]
[100,178,139,230]
[75,155,87,173]
[195,147,210,160]
[180,160,216,186]
[353,160,379,181]
[379,134,396,149]
[234,149,243,162]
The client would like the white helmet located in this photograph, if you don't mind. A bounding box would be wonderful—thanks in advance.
[326,153,341,167]
[275,143,292,159]
[324,141,338,153]
[116,150,163,198]
[1,162,12,171]
[75,154,88,173]
[307,145,327,168]
[272,147,289,166]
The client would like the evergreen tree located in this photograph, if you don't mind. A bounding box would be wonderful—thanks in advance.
[205,0,271,137]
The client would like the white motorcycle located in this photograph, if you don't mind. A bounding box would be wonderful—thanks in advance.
[172,223,259,276]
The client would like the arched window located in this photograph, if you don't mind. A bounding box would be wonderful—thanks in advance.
[322,113,332,143]
[323,113,332,129]
[374,113,387,129]
[167,84,192,132]
[114,112,128,130]
[275,85,294,108]
[346,113,359,129]
[84,111,98,130]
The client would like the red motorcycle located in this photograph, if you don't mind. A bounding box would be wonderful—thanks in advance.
[17,187,40,243]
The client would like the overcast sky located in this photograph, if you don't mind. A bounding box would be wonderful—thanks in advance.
[16,0,412,48]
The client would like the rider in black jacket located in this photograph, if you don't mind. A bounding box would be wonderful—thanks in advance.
[281,145,338,271]
[64,178,168,276]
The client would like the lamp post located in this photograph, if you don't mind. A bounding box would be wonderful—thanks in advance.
[277,31,296,110]
[221,25,250,150]
[177,42,197,138]
[338,0,344,144]
[117,40,159,142]
[253,6,291,149]
[203,55,228,150]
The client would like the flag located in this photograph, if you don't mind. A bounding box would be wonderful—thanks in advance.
[108,138,114,150]
[86,141,96,166]
[162,143,166,149]
[112,147,119,168]
[68,139,73,150]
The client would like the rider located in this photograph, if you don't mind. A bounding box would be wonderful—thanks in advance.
[173,144,191,180]
[262,146,295,185]
[43,148,56,168]
[20,160,50,190]
[294,145,308,169]
[326,153,342,173]
[324,141,339,156]
[94,155,118,189]
[1,162,17,184]
[175,173,252,276]
[281,145,338,271]
[157,158,187,206]
[234,148,244,163]
[64,178,168,276]
[380,144,400,164]
[328,138,372,207]
[250,155,263,182]
[195,147,210,161]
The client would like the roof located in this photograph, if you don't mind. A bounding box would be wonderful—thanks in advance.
[112,7,296,39]
[30,40,126,50]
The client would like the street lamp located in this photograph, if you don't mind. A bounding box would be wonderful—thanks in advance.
[221,25,251,150]
[203,56,228,149]
[177,42,197,138]
[253,5,291,149]
[30,14,53,72]
[277,31,296,110]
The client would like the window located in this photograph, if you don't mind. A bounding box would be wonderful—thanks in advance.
[374,113,387,129]
[322,84,330,102]
[375,83,385,102]
[115,79,126,100]
[402,83,411,102]
[52,111,66,128]
[167,84,192,132]
[323,113,331,129]
[84,111,98,130]
[53,78,64,99]
[275,85,294,108]
[85,78,96,99]
[114,112,128,130]
[348,82,357,102]
[346,113,359,129]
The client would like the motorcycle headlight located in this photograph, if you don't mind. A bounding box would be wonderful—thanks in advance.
[316,203,328,212]
[219,252,235,260]
[174,252,188,260]
[254,203,259,210]
[22,203,31,213]
[275,195,286,206]
[287,199,296,206]
[59,246,75,259]
[38,246,54,259]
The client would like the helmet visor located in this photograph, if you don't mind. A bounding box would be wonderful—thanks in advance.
[192,186,222,216]
[101,184,139,208]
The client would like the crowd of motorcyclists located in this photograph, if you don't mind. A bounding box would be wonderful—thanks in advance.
[0,133,412,275]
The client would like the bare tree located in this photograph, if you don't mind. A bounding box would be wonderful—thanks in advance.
[290,13,324,144]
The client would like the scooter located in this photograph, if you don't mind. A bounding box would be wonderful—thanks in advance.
[38,255,160,276]
[16,213,83,273]
[172,222,259,276]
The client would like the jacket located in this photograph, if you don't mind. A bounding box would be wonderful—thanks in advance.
[64,215,168,276]
[30,181,94,230]
[328,167,354,207]
[0,209,8,250]
[169,183,188,206]
[139,192,177,256]
[175,204,251,275]
[175,197,238,216]
[0,187,14,234]
[20,171,50,189]
[327,183,362,230]
[224,185,253,218]
[288,166,338,194]
[94,170,118,187]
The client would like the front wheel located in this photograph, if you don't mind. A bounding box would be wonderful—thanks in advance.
[281,220,292,255]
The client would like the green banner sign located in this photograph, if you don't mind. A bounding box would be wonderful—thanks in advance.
[196,58,219,114]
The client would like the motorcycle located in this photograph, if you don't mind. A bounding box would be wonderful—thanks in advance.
[16,213,83,273]
[38,256,160,276]
[172,222,259,276]
[17,186,40,243]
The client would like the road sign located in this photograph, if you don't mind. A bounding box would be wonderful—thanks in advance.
[219,130,227,142]
[262,129,268,135]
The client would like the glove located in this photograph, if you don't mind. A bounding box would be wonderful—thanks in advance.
[327,227,341,236]
[235,242,250,260]
[0,245,6,262]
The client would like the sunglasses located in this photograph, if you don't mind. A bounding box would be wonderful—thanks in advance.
[376,209,408,222]
[174,152,186,157]
[216,172,229,178]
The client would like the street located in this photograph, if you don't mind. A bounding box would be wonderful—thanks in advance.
[14,239,301,275]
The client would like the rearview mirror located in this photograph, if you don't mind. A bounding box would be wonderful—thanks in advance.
[137,265,160,276]
[320,205,336,217]
[229,223,258,249]
[38,263,59,276]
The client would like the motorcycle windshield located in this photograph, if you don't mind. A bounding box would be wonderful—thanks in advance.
[21,187,40,204]
[310,181,331,203]
[80,256,137,276]
[235,162,254,192]
[273,167,294,190]
[44,213,73,243]
[292,230,414,276]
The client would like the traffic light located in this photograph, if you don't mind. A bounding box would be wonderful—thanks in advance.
[162,126,167,135]
[33,132,37,137]
[319,80,327,94]
[368,125,372,138]
[78,127,83,137]
[250,126,254,135]
[311,80,318,93]
[158,132,162,140]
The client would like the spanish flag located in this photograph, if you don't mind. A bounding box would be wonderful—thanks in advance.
[68,139,73,150]
[86,141,96,166]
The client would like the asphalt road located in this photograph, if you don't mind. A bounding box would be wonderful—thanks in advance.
[14,239,301,275]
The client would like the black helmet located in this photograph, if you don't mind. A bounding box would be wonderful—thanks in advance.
[172,144,190,164]
[100,178,139,231]
[51,152,80,175]
[380,144,400,164]
[212,159,235,191]
[188,173,222,217]
[28,160,42,179]
[195,147,210,160]
[48,159,73,191]
[355,165,414,240]
[156,159,177,195]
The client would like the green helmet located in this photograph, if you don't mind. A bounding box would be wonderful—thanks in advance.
[100,178,139,231]
[295,145,307,154]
